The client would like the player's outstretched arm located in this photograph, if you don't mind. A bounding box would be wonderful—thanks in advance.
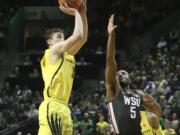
[67,0,88,55]
[137,90,162,116]
[50,5,84,56]
[105,14,118,102]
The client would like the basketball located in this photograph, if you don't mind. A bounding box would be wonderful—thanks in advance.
[59,0,83,9]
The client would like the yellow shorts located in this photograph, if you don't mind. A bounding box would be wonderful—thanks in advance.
[38,99,72,135]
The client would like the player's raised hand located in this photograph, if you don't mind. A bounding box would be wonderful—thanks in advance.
[59,3,78,16]
[108,14,117,35]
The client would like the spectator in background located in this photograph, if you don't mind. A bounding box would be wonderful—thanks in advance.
[1,81,11,95]
[103,124,114,135]
[7,111,17,127]
[163,119,177,135]
[159,79,169,95]
[22,85,32,102]
[157,36,167,49]
[170,112,179,132]
[96,115,109,135]
[29,68,39,78]
[72,105,82,117]
[9,66,22,78]
[16,131,23,135]
[96,80,106,96]
[76,56,90,65]
[6,95,17,112]
[0,111,6,130]
[14,84,23,97]
[17,103,28,120]
[95,46,104,55]
[15,84,22,98]
[73,115,81,134]
[27,104,38,119]
[174,91,180,108]
[22,55,32,66]
[80,112,93,135]
[32,91,43,106]
[159,95,167,108]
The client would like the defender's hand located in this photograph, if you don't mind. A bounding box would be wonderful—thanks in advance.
[108,14,117,35]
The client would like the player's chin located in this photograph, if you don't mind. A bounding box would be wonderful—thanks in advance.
[120,79,128,84]
[119,81,128,87]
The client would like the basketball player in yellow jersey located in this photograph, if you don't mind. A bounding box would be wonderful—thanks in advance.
[38,1,88,135]
[140,111,164,135]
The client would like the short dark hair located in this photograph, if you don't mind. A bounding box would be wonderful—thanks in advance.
[44,28,64,41]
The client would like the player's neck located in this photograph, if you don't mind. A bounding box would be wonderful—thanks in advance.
[121,84,131,93]
[120,83,129,89]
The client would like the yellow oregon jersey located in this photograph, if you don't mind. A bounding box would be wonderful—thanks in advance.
[140,111,155,135]
[140,111,164,135]
[41,49,75,104]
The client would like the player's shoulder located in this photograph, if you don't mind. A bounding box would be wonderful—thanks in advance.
[42,49,50,60]
[40,49,49,64]
[44,49,50,55]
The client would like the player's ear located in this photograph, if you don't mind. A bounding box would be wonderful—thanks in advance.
[47,39,52,46]
[61,34,65,40]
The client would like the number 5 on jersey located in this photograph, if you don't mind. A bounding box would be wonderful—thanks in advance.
[130,106,136,119]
